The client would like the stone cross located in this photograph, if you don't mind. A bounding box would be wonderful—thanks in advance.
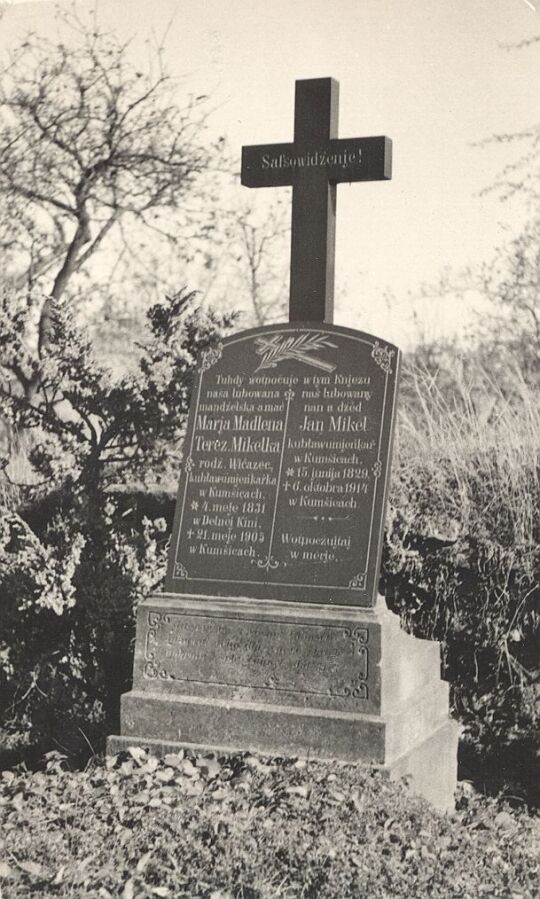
[241,77,392,324]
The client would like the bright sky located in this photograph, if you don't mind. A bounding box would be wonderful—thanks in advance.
[1,0,538,346]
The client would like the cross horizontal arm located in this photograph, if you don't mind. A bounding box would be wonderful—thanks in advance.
[241,136,392,188]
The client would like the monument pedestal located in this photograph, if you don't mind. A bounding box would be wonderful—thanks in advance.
[108,593,459,811]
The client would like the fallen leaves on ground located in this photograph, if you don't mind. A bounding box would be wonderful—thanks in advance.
[0,749,538,898]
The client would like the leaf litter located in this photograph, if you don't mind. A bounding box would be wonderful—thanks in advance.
[0,748,538,898]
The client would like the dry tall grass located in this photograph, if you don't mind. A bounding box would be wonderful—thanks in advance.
[386,359,539,771]
[394,361,539,557]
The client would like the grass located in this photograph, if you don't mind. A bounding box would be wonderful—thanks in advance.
[394,361,539,550]
[386,361,539,776]
[0,748,538,899]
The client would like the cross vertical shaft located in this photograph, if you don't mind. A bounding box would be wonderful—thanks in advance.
[290,78,339,324]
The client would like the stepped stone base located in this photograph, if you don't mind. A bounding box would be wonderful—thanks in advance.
[108,592,459,811]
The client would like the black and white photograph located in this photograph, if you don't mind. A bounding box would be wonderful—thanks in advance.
[0,1,538,896]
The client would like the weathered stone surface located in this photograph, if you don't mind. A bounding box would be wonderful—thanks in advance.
[116,678,449,765]
[386,720,461,813]
[108,593,458,808]
[131,594,441,717]
[166,324,399,607]
[134,594,377,712]
[107,722,460,813]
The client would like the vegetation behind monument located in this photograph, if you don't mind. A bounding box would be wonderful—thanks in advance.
[0,7,234,385]
[0,290,233,759]
[0,286,537,801]
[0,11,537,800]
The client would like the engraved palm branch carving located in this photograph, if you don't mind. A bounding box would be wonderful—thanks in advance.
[254,333,337,373]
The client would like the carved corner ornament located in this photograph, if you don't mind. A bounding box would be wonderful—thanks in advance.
[144,611,172,680]
[343,626,368,645]
[147,612,171,628]
[174,562,188,579]
[330,673,369,701]
[200,343,223,371]
[371,341,395,375]
[348,572,367,590]
[372,459,383,478]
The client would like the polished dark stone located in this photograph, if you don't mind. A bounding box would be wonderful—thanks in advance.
[166,323,400,607]
[241,77,392,323]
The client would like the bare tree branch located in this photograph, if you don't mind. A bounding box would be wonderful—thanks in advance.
[0,5,223,389]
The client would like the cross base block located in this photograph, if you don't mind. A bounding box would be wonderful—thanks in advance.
[108,593,459,811]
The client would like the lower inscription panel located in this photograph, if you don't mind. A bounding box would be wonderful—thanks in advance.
[134,606,379,713]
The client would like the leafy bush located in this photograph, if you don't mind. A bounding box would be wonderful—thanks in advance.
[0,289,234,757]
[384,360,539,796]
[0,748,538,898]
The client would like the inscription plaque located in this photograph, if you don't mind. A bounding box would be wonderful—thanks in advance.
[166,322,400,605]
[241,136,391,189]
[139,609,373,713]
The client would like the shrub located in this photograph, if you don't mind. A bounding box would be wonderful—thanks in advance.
[0,749,538,898]
[384,360,540,796]
[0,289,234,758]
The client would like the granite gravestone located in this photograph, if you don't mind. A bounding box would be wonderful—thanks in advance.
[167,324,398,606]
[108,78,459,811]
